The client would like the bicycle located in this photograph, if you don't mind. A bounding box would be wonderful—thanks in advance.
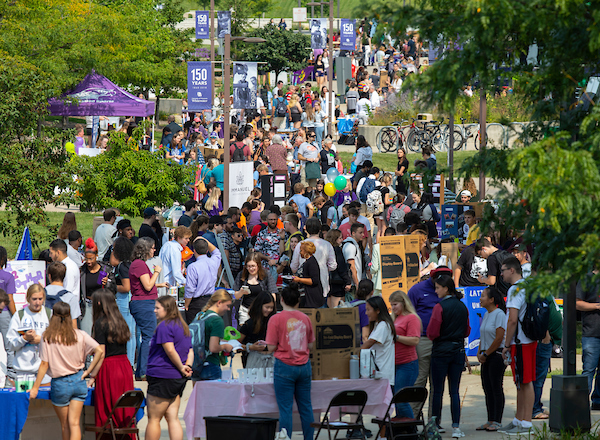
[377,120,412,153]
[460,118,486,150]
[406,118,446,152]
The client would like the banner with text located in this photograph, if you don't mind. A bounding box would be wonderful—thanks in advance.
[187,62,212,110]
[233,62,257,110]
[6,260,46,311]
[229,161,255,209]
[195,11,209,39]
[340,19,356,51]
[461,286,485,356]
[217,11,231,38]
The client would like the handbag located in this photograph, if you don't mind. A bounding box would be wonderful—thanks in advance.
[195,165,207,195]
[246,350,274,369]
[304,161,321,180]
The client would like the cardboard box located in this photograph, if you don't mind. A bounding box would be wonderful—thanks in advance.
[440,242,459,270]
[310,348,358,380]
[301,307,360,351]
[379,235,421,307]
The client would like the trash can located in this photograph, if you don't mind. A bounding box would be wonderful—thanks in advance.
[204,416,279,440]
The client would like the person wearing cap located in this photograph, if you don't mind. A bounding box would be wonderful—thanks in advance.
[158,226,192,288]
[407,266,453,421]
[459,190,472,204]
[203,216,224,248]
[139,208,162,255]
[184,236,222,323]
[207,131,221,149]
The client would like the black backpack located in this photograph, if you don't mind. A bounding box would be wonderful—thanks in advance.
[519,293,550,342]
[276,97,287,117]
[45,289,69,310]
[232,142,246,162]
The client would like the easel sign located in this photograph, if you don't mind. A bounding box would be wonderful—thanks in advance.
[260,173,288,208]
[6,260,46,311]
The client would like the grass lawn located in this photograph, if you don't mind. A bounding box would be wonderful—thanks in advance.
[337,150,478,174]
[0,212,143,259]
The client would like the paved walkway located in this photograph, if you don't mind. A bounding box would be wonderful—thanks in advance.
[135,356,595,439]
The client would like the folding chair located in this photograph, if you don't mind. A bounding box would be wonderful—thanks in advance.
[371,386,428,440]
[310,390,369,440]
[85,390,145,440]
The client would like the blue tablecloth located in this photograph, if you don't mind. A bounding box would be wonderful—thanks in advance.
[0,387,145,440]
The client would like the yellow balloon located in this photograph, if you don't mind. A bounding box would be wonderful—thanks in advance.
[324,182,336,197]
[65,142,76,155]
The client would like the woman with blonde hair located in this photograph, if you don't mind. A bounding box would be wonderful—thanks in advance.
[301,101,316,135]
[57,212,77,242]
[203,187,223,217]
[288,94,303,129]
[292,241,323,308]
[375,173,394,239]
[30,302,105,440]
[191,289,234,381]
[202,157,219,185]
[389,290,422,417]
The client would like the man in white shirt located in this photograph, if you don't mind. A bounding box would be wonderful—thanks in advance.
[94,208,118,258]
[342,223,365,286]
[159,226,192,287]
[369,85,381,110]
[49,239,80,298]
[67,230,84,268]
[356,92,372,125]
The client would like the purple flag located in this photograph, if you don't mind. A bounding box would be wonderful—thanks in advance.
[292,66,314,85]
[340,19,356,51]
[195,11,209,39]
[188,62,212,110]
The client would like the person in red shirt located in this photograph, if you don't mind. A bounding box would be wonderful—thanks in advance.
[266,284,315,440]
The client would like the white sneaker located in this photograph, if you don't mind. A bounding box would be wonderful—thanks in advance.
[452,427,465,438]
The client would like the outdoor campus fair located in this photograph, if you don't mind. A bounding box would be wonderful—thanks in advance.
[1,1,599,440]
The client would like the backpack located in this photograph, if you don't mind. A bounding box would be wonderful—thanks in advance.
[232,142,246,162]
[519,293,550,342]
[190,311,221,376]
[299,94,309,110]
[387,204,407,230]
[366,190,384,215]
[429,204,441,222]
[45,289,69,310]
[359,177,377,203]
[19,306,51,322]
[276,97,287,117]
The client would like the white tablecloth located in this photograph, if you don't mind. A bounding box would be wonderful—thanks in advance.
[184,378,392,439]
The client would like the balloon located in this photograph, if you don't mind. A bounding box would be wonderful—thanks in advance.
[326,167,340,182]
[65,142,76,155]
[334,175,347,191]
[324,182,336,197]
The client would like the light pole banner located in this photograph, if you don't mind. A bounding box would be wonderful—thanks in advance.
[229,161,255,208]
[233,62,257,110]
[195,11,209,39]
[310,18,327,50]
[340,19,356,51]
[187,62,212,110]
[217,11,231,38]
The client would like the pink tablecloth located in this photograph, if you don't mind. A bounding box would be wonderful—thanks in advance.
[184,378,392,439]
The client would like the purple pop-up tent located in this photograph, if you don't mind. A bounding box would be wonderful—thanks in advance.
[48,70,155,117]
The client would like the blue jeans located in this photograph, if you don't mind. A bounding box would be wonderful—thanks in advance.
[50,370,88,407]
[194,361,222,381]
[431,351,464,428]
[116,292,136,367]
[394,360,419,418]
[582,337,600,405]
[274,358,314,440]
[314,125,324,147]
[130,299,157,378]
[533,341,552,416]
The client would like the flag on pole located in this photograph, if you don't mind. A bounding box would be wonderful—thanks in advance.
[16,227,33,260]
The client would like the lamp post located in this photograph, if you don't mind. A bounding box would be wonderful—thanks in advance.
[222,36,267,211]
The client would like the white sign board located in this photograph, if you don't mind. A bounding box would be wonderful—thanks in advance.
[79,148,102,157]
[229,161,255,210]
[5,260,46,312]
[293,7,307,22]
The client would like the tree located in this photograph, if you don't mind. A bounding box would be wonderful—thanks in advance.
[367,0,600,297]
[240,25,311,78]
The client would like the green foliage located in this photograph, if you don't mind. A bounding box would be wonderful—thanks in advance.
[72,126,194,216]
[240,25,311,76]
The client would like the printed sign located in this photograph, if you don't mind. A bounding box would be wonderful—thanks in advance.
[217,11,231,38]
[195,11,209,39]
[187,62,212,110]
[6,260,46,312]
[293,7,307,22]
[233,62,257,110]
[461,286,485,355]
[340,19,356,51]
[229,161,255,209]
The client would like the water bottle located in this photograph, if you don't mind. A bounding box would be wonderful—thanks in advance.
[504,352,512,366]
[350,355,360,379]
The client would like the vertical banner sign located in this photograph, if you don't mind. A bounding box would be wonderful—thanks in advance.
[187,62,212,110]
[310,18,327,50]
[233,62,257,109]
[461,286,485,356]
[229,161,255,209]
[340,19,356,51]
[195,11,209,39]
[217,11,231,38]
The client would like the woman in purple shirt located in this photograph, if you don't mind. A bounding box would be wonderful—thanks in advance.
[146,296,192,440]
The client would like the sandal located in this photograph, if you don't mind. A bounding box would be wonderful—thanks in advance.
[486,422,501,431]
[533,412,549,419]
[476,423,491,431]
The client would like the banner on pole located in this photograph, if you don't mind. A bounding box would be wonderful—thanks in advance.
[233,62,257,110]
[217,11,231,38]
[187,62,212,110]
[340,19,356,51]
[229,161,255,209]
[195,11,209,39]
[310,18,327,50]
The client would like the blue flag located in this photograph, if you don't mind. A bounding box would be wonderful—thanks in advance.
[340,19,356,51]
[195,11,209,39]
[188,62,212,110]
[16,227,33,260]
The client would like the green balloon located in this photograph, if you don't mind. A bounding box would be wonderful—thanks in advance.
[334,175,347,190]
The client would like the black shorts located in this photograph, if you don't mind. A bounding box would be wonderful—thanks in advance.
[328,288,346,298]
[147,376,188,400]
[85,128,92,136]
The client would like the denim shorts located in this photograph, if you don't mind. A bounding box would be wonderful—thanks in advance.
[50,370,88,407]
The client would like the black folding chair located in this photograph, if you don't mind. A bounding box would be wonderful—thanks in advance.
[371,386,428,440]
[85,390,145,440]
[310,390,369,440]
